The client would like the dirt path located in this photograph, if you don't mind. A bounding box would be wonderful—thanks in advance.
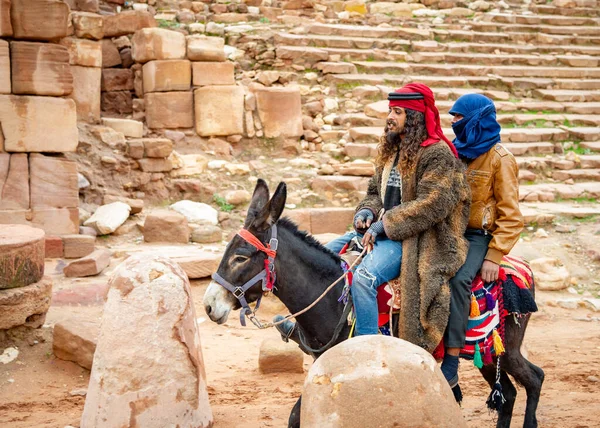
[1,278,600,428]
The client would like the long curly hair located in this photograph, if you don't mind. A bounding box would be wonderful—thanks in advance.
[375,109,428,171]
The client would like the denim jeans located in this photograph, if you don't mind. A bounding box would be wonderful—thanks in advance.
[326,231,403,336]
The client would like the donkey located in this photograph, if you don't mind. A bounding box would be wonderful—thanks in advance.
[203,179,544,428]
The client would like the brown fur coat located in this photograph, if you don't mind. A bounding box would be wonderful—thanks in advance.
[357,142,471,352]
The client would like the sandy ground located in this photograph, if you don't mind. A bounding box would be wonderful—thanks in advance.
[1,222,600,428]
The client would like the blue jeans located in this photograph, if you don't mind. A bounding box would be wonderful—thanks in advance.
[326,231,403,336]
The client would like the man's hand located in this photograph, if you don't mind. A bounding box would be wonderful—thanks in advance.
[354,209,373,233]
[361,221,385,251]
[481,260,500,283]
[355,216,372,231]
[361,231,376,251]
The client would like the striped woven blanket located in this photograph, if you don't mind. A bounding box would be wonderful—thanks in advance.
[374,255,537,363]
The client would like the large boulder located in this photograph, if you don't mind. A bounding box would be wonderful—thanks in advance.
[80,255,213,428]
[0,224,45,289]
[301,335,466,427]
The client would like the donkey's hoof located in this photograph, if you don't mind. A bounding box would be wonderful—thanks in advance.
[273,315,295,341]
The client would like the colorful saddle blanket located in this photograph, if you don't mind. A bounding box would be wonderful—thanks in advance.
[371,254,537,362]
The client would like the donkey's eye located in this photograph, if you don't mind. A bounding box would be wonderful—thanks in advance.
[232,255,249,264]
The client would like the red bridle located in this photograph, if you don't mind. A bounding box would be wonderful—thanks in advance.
[237,228,277,291]
[211,225,278,326]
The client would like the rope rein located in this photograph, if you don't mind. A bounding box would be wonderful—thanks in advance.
[255,245,368,329]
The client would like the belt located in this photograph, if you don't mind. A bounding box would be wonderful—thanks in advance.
[466,228,489,236]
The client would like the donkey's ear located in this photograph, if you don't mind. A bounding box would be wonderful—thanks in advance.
[248,182,286,231]
[268,182,287,225]
[248,179,270,212]
[245,179,270,228]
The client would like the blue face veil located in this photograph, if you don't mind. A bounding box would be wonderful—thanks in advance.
[450,94,501,159]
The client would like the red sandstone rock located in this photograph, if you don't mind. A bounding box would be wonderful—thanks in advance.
[0,0,12,37]
[10,42,72,96]
[0,276,52,329]
[69,66,101,122]
[101,68,134,91]
[63,234,95,259]
[29,154,78,210]
[0,224,45,289]
[101,39,121,68]
[103,10,156,38]
[0,153,29,210]
[0,40,9,94]
[10,0,70,41]
[143,210,189,243]
[0,95,78,152]
[145,92,193,129]
[59,37,102,67]
[63,249,111,277]
[45,235,64,258]
[80,255,213,427]
[53,317,99,370]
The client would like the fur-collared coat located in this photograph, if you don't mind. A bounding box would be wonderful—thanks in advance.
[357,142,471,352]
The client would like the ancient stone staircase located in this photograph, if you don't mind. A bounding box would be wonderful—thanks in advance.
[264,1,600,223]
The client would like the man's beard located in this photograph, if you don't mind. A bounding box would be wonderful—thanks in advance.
[384,128,402,148]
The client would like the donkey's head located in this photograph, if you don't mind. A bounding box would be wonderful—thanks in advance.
[203,179,286,324]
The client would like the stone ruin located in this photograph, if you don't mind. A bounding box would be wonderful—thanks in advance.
[0,0,599,424]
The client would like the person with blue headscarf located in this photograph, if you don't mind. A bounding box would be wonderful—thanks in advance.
[439,94,523,391]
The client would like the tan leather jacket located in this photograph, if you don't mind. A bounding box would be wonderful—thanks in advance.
[466,143,523,264]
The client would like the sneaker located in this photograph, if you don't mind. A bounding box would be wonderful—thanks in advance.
[273,315,295,341]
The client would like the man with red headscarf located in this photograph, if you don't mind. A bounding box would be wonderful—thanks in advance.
[276,84,470,377]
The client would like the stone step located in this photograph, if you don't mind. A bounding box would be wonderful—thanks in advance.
[521,202,600,225]
[551,169,600,181]
[533,89,600,102]
[470,22,600,36]
[529,5,600,17]
[360,98,600,119]
[432,28,600,46]
[520,181,600,202]
[410,52,599,68]
[567,127,600,141]
[580,142,600,152]
[352,61,600,79]
[348,126,570,144]
[330,73,503,91]
[485,12,600,26]
[276,32,600,57]
[305,23,430,40]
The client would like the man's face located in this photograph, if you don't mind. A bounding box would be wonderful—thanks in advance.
[451,113,464,124]
[387,106,407,134]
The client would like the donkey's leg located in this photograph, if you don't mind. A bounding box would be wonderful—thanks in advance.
[479,365,517,428]
[288,396,301,428]
[502,316,544,428]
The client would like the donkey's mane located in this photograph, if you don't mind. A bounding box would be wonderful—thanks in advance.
[277,217,342,267]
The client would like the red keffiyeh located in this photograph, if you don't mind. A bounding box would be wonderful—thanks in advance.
[388,83,458,158]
